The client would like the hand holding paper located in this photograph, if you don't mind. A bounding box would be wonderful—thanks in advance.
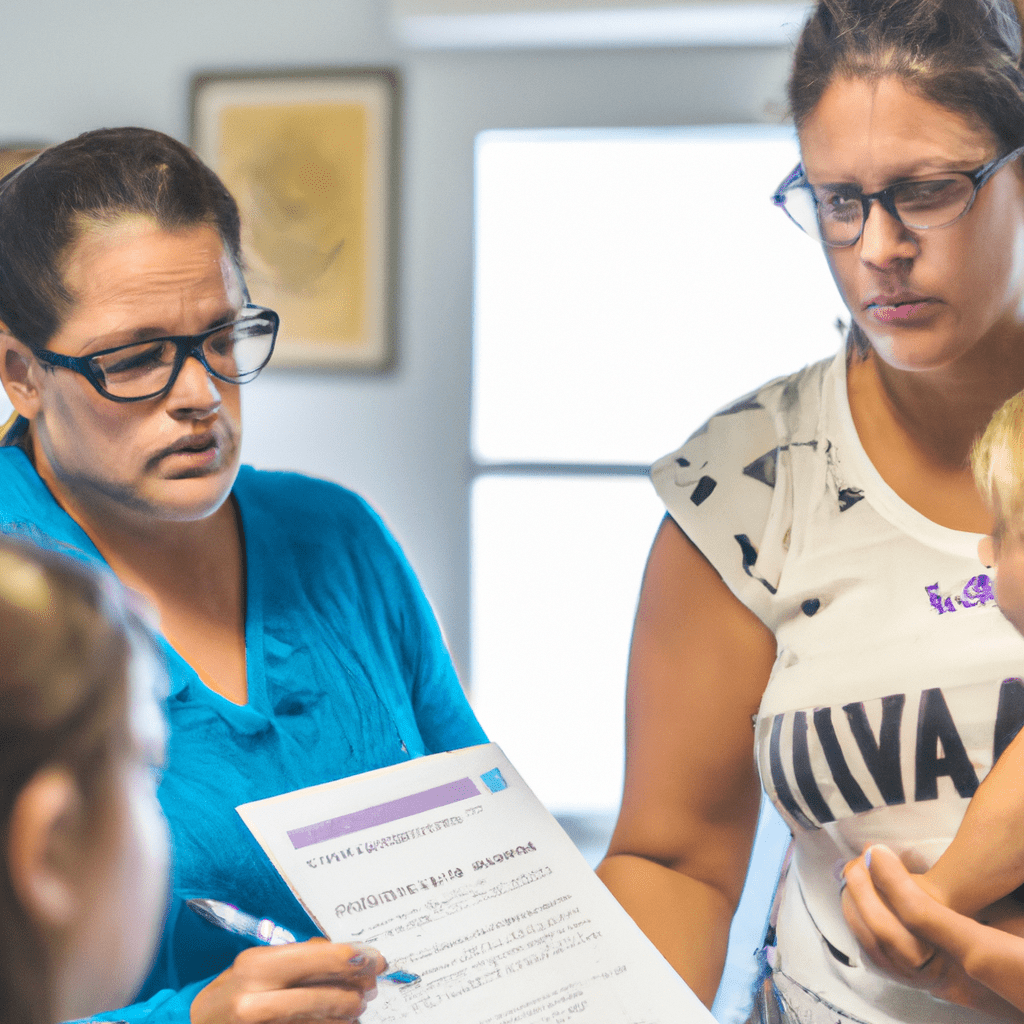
[237,743,715,1024]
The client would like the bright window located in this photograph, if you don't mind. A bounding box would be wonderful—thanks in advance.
[471,125,846,815]
[470,125,844,1021]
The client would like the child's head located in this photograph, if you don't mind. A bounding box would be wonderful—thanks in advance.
[0,538,170,1024]
[973,391,1024,634]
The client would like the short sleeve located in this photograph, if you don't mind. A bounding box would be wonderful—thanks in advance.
[650,363,828,628]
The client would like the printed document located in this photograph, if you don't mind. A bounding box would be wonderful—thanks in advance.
[237,742,715,1023]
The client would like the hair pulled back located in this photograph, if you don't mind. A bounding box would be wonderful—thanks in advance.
[0,539,155,1024]
[0,126,242,352]
[791,0,1024,145]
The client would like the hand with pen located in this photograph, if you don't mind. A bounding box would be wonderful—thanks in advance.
[189,938,387,1024]
[187,900,392,1024]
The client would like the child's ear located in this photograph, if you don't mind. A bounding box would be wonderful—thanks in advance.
[979,535,995,568]
[6,767,87,934]
[0,327,42,419]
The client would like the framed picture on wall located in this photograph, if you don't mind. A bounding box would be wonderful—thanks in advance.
[0,144,46,180]
[190,68,398,371]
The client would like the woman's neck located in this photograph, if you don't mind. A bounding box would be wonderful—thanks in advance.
[846,339,1024,533]
[70,491,249,706]
[85,499,240,594]
[851,336,1024,469]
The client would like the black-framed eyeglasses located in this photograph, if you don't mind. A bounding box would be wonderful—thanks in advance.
[772,144,1024,247]
[33,304,279,402]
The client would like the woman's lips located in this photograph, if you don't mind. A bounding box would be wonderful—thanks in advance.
[149,431,221,471]
[164,431,217,456]
[864,296,935,323]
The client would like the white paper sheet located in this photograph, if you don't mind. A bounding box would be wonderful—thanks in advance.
[237,743,714,1023]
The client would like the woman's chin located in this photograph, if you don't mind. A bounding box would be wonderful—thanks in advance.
[143,471,239,524]
[863,329,968,374]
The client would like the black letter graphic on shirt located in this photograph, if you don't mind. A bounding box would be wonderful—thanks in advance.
[915,688,980,801]
[769,714,817,830]
[792,711,836,824]
[994,678,1024,763]
[813,708,873,814]
[843,695,906,806]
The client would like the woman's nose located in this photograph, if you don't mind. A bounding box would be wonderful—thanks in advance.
[166,349,222,417]
[858,198,918,269]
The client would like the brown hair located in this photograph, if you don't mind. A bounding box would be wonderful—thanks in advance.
[972,389,1024,534]
[0,539,158,1024]
[0,126,244,447]
[789,0,1024,354]
[0,126,241,355]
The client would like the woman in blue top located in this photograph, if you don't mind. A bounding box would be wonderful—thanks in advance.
[0,127,487,1024]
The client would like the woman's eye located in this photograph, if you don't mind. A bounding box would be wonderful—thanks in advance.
[100,341,172,377]
[206,326,237,357]
[817,190,860,222]
[897,177,966,210]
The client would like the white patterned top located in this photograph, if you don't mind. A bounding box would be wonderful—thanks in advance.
[652,345,1024,1024]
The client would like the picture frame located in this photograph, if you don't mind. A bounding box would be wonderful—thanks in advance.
[190,68,399,371]
[0,144,46,180]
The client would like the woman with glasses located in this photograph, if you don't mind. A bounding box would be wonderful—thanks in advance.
[596,1,1024,1021]
[0,127,486,1024]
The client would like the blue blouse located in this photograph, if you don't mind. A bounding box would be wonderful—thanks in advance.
[0,449,487,1022]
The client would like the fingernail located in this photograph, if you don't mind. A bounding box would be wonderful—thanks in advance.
[863,843,895,870]
[348,941,374,964]
[383,969,421,985]
[839,876,848,894]
[831,858,846,881]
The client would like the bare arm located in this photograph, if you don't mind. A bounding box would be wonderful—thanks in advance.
[838,730,1024,1021]
[596,516,778,1007]
[923,728,1024,916]
[843,845,1024,1021]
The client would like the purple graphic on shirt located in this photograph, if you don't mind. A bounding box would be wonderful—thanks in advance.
[926,575,995,615]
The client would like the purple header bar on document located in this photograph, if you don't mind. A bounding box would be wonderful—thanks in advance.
[287,776,480,850]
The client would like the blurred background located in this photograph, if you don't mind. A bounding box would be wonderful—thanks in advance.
[0,2,847,1017]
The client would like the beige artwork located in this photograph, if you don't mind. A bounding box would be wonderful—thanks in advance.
[218,103,369,356]
[0,146,44,180]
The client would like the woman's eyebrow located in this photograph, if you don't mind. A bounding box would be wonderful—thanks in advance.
[76,308,242,355]
[122,309,241,343]
[810,158,985,190]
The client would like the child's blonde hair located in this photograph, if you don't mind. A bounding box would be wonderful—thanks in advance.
[972,390,1024,530]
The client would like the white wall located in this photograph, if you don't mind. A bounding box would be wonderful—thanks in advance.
[0,0,793,685]
[391,0,810,48]
[395,1,740,12]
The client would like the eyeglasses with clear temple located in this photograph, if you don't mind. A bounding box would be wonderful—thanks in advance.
[772,144,1024,247]
[32,304,279,402]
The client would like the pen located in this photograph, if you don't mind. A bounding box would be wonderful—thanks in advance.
[186,898,420,985]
